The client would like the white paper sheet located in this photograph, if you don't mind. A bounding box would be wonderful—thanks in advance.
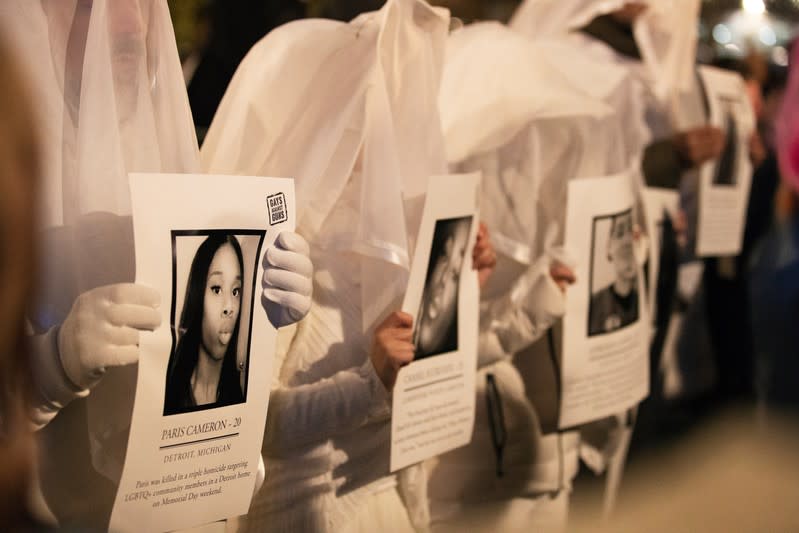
[696,66,754,257]
[560,173,649,429]
[390,173,480,472]
[109,173,294,532]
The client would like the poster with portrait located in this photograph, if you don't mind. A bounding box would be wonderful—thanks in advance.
[109,173,294,532]
[560,173,649,429]
[696,65,754,257]
[390,173,480,472]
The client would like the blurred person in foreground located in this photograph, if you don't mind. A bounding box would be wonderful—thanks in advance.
[0,29,43,533]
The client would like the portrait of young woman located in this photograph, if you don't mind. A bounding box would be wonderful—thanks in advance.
[164,231,260,415]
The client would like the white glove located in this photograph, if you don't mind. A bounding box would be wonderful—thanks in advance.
[489,257,567,357]
[261,231,313,328]
[57,283,161,390]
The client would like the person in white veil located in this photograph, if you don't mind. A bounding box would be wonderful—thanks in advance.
[0,1,312,529]
[509,0,715,262]
[428,20,648,532]
[508,0,729,518]
[201,0,496,531]
[514,0,761,417]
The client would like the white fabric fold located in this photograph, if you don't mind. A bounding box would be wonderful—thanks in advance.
[510,0,701,105]
[202,0,450,331]
[439,22,610,164]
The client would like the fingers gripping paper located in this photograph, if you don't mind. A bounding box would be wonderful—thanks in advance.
[109,173,294,532]
[391,173,480,472]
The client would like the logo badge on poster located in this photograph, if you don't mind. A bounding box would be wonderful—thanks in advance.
[267,193,288,225]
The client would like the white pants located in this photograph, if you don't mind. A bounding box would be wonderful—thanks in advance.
[340,487,415,533]
[431,491,569,533]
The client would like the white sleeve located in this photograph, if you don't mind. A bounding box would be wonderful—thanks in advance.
[28,326,89,429]
[261,325,389,456]
[481,259,566,361]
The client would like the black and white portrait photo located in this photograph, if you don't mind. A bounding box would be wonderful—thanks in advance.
[163,230,265,416]
[712,100,740,186]
[413,216,473,360]
[587,209,639,337]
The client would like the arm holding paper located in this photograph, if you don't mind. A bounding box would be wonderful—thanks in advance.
[31,230,313,430]
[481,248,576,361]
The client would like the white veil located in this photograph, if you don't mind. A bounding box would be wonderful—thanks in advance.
[441,20,652,267]
[510,0,701,105]
[202,0,450,330]
[0,0,198,330]
[440,21,613,264]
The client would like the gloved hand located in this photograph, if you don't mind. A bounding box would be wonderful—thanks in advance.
[261,231,313,328]
[57,283,161,390]
[490,253,569,357]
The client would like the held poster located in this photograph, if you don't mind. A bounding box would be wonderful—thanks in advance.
[390,173,480,472]
[696,65,754,257]
[109,173,295,532]
[560,173,649,429]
